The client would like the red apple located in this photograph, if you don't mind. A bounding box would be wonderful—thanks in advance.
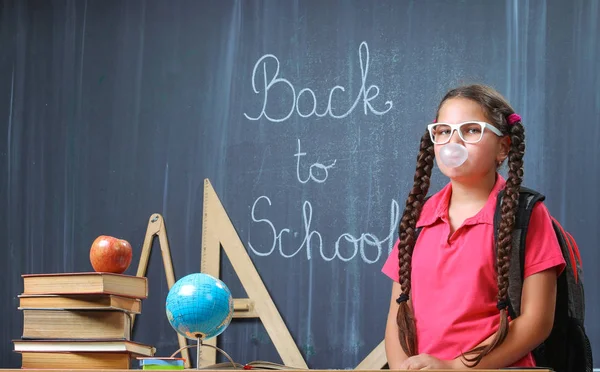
[90,235,133,274]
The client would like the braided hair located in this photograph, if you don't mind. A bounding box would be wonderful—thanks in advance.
[395,84,525,368]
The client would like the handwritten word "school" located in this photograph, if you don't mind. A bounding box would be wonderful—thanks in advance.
[243,41,393,123]
[248,196,400,264]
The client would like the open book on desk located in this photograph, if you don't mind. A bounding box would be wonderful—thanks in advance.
[199,361,306,370]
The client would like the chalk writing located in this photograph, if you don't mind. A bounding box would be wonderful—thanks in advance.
[295,139,337,184]
[248,196,400,264]
[243,41,393,123]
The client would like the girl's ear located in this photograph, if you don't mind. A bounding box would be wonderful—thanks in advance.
[497,136,511,164]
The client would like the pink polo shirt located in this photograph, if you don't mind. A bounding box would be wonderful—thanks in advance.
[381,174,566,367]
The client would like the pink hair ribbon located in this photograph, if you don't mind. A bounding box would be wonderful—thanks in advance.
[507,113,521,125]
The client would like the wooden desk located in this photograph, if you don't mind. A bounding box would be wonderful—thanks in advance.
[0,369,554,372]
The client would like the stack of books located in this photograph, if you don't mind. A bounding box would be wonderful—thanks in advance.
[14,272,156,369]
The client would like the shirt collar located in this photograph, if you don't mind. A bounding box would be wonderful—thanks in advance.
[416,173,506,228]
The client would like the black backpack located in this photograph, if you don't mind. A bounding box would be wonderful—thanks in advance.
[414,187,593,372]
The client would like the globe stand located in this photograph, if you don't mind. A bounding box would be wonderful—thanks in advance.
[196,335,202,369]
[170,334,236,369]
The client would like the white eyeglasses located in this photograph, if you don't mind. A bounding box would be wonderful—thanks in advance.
[427,121,504,144]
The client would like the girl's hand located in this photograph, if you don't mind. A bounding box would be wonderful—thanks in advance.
[398,353,458,370]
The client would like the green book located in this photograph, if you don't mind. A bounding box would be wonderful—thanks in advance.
[138,357,185,370]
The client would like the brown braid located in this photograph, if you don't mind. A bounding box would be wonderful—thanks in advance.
[396,129,434,356]
[461,120,525,367]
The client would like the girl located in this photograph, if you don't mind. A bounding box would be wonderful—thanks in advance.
[381,84,566,370]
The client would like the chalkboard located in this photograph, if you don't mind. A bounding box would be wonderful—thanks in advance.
[1,0,599,369]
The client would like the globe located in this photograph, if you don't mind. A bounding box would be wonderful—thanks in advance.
[165,273,234,340]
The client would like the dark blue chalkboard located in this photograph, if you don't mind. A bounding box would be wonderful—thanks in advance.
[0,0,599,369]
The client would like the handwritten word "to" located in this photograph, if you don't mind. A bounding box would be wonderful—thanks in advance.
[295,139,336,184]
[243,41,393,123]
[248,196,400,264]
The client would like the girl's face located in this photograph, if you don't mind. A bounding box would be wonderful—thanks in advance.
[434,97,510,183]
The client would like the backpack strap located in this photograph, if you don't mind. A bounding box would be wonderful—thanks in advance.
[494,186,546,319]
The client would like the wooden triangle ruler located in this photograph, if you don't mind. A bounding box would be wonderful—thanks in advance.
[200,178,307,368]
[132,213,191,368]
[355,340,386,369]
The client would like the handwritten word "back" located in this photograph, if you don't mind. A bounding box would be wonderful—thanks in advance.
[243,41,393,123]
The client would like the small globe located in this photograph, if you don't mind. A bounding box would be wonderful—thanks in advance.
[165,273,234,340]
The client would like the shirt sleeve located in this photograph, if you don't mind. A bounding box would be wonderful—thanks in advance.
[523,202,566,279]
[381,238,401,282]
